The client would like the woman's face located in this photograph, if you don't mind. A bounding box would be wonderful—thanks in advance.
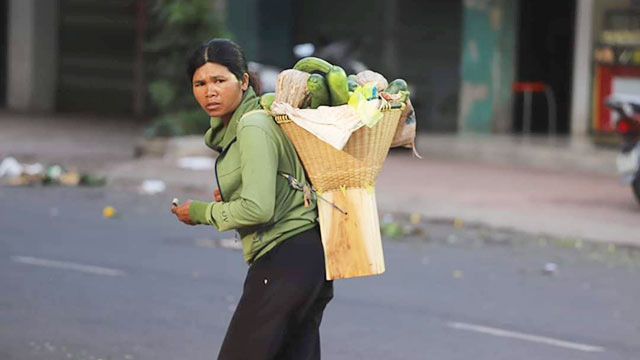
[192,62,249,120]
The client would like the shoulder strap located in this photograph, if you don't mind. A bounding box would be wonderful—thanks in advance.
[240,109,270,121]
[278,172,347,214]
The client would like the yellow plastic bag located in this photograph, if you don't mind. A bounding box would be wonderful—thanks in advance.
[348,82,382,128]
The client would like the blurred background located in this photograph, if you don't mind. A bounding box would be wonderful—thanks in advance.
[1,0,638,138]
[2,1,640,360]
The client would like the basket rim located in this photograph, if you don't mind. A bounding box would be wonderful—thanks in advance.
[273,103,405,125]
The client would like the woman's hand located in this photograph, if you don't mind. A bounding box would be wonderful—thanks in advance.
[171,200,194,226]
[214,188,222,202]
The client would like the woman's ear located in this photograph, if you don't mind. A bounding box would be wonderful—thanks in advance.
[241,73,250,91]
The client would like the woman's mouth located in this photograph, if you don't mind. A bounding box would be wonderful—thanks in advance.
[206,103,221,110]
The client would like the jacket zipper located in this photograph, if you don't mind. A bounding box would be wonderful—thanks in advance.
[214,138,237,202]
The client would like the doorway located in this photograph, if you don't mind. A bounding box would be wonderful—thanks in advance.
[514,0,576,135]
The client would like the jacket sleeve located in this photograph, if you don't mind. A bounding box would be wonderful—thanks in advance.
[189,124,278,231]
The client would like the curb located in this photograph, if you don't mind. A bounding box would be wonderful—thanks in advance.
[134,135,215,160]
[137,133,620,176]
[413,134,618,175]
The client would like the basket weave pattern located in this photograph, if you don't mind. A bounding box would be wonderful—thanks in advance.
[275,108,402,192]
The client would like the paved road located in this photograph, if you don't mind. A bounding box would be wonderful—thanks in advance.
[1,186,639,359]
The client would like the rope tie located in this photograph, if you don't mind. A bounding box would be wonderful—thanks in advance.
[279,172,348,215]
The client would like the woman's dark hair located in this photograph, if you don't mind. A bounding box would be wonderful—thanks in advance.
[187,38,261,94]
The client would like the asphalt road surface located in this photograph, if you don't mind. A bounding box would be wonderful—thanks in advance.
[1,186,639,360]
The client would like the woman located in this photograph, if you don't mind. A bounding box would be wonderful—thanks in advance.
[171,38,333,360]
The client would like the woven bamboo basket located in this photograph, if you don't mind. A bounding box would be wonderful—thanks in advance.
[275,105,403,280]
[274,106,403,192]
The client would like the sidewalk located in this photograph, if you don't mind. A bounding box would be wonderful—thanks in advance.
[2,112,636,246]
[0,111,144,173]
[392,134,638,246]
[412,133,618,175]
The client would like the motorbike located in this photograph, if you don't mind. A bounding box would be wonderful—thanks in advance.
[605,94,640,204]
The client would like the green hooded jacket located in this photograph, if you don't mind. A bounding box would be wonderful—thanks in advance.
[189,88,318,264]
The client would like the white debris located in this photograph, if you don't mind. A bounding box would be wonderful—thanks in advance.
[23,163,44,176]
[139,179,166,195]
[47,165,63,180]
[446,234,458,244]
[0,157,23,178]
[219,238,242,250]
[381,213,394,224]
[195,238,217,248]
[177,156,215,170]
[543,262,558,275]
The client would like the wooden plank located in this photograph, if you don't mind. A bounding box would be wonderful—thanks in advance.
[318,188,385,280]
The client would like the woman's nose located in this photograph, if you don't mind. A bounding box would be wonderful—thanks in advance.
[206,84,217,97]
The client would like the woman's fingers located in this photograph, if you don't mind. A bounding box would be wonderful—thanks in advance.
[172,200,194,225]
[214,188,221,202]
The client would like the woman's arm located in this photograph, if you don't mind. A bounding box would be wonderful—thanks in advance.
[189,124,278,231]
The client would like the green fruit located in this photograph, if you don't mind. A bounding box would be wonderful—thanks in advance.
[306,74,331,109]
[326,66,349,106]
[293,57,333,74]
[260,92,275,111]
[385,78,409,94]
[347,78,359,92]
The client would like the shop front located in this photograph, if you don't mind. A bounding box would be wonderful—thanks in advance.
[592,1,640,134]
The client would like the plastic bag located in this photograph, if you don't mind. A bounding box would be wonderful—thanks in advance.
[390,98,421,157]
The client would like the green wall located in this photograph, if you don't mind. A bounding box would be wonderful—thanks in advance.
[228,0,294,68]
[458,0,516,133]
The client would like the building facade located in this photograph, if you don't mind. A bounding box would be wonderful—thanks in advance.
[458,0,640,139]
[2,0,141,115]
[2,0,639,139]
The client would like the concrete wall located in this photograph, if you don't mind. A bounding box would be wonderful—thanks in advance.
[458,0,516,133]
[397,0,462,133]
[593,0,633,36]
[0,0,7,105]
[570,0,595,136]
[56,0,137,114]
[6,0,59,112]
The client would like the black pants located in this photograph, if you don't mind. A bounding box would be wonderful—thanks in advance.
[218,227,334,360]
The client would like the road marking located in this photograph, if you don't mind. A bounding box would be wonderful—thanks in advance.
[12,256,126,277]
[447,322,605,353]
